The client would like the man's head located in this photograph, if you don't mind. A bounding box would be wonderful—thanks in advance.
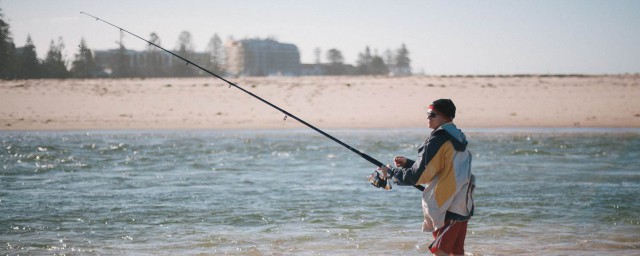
[427,99,456,129]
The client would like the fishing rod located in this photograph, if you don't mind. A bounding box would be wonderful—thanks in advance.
[80,12,424,191]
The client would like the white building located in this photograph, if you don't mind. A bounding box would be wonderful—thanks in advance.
[226,39,301,76]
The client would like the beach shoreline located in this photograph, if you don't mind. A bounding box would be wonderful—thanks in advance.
[2,75,639,131]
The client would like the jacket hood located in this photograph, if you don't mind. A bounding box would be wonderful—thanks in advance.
[438,123,468,151]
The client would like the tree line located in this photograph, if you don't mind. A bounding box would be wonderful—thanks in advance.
[0,6,229,79]
[99,31,227,78]
[320,45,411,76]
[1,7,72,79]
[1,7,410,79]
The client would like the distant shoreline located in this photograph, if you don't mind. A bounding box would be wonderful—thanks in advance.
[2,75,639,131]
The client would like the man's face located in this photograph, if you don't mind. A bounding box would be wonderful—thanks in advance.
[427,109,447,129]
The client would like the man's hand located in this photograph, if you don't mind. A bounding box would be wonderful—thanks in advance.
[377,165,389,178]
[394,156,407,167]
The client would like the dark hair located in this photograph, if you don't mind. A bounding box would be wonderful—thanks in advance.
[431,99,456,119]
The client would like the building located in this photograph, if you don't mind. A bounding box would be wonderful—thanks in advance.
[226,39,301,76]
[94,49,210,77]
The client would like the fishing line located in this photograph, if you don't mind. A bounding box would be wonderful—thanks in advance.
[80,12,424,191]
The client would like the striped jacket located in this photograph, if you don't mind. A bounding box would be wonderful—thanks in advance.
[389,123,475,232]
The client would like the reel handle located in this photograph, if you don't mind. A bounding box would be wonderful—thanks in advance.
[367,171,392,190]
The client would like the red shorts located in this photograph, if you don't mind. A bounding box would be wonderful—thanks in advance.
[429,219,468,255]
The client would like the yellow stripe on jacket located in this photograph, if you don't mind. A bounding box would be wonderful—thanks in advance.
[417,141,456,208]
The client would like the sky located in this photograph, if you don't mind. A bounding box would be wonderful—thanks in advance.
[2,0,639,75]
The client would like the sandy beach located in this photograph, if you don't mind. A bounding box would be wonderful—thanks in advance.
[1,75,639,130]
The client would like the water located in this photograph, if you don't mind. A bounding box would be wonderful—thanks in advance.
[1,129,639,255]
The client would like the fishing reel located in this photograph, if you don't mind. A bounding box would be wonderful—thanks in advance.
[368,171,392,190]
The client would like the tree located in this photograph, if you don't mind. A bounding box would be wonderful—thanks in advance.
[113,30,131,78]
[384,49,394,67]
[0,6,17,79]
[325,48,345,75]
[314,47,322,64]
[356,46,373,75]
[205,33,225,74]
[144,32,165,77]
[393,43,411,76]
[355,46,388,76]
[16,35,40,79]
[71,38,100,78]
[370,55,388,75]
[172,30,196,77]
[42,37,70,78]
[326,48,344,64]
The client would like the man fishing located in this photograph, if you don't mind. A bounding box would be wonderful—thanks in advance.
[377,99,475,256]
[82,13,474,254]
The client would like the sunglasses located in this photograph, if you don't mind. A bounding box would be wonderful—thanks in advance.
[427,111,438,119]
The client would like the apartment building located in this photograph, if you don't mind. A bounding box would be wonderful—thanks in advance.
[226,39,301,76]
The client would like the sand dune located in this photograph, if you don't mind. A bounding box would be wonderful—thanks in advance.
[1,75,639,130]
